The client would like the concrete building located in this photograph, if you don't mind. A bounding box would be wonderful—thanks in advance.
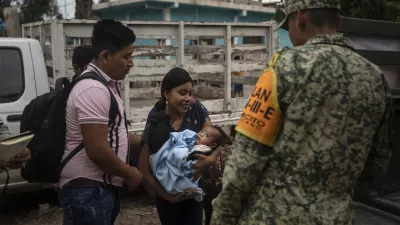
[90,0,292,101]
[92,0,292,48]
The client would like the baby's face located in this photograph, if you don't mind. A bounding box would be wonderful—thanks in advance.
[195,126,218,147]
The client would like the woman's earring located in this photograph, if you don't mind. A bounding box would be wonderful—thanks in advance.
[166,100,169,112]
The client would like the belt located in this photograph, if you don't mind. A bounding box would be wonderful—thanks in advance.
[66,178,109,188]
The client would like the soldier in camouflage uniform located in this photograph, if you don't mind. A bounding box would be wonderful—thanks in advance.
[211,0,392,225]
[0,118,31,171]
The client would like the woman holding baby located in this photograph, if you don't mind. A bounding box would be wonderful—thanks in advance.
[138,67,229,225]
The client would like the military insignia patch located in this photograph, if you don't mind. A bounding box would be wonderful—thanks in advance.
[235,67,282,147]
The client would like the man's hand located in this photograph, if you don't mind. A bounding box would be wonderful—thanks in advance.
[124,167,143,191]
[0,148,31,169]
[192,154,215,181]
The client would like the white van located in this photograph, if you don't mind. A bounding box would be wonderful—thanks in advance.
[0,38,53,193]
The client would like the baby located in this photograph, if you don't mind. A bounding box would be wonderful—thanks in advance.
[186,126,229,161]
[150,125,230,201]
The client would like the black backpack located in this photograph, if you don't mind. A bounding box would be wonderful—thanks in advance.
[20,72,119,183]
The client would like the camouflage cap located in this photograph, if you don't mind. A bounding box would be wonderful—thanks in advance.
[276,0,341,31]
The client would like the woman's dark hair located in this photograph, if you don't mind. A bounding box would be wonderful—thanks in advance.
[212,126,233,148]
[155,67,193,110]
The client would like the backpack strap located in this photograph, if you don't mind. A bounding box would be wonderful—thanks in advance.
[115,85,131,163]
[77,71,121,186]
[55,77,71,91]
[115,86,128,130]
[268,47,287,68]
[77,72,120,124]
[57,72,120,178]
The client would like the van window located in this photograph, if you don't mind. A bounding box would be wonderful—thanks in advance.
[0,48,24,103]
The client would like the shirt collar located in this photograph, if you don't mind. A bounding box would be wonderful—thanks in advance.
[305,34,355,51]
[86,63,113,82]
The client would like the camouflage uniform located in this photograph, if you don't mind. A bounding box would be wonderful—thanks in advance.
[0,118,11,140]
[211,1,392,225]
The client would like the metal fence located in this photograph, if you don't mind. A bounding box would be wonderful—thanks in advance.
[21,20,279,127]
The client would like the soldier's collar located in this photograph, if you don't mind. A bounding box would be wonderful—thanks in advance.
[305,34,355,51]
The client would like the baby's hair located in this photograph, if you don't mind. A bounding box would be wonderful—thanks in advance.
[211,126,233,147]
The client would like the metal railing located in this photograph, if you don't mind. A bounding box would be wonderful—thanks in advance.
[21,19,279,129]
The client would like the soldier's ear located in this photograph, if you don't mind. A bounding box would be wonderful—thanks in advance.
[336,16,343,31]
[297,11,307,30]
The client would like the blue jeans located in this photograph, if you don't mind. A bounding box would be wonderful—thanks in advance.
[58,186,120,225]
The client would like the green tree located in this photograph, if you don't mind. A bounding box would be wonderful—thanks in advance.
[340,0,400,22]
[20,0,60,23]
[0,0,59,23]
[274,1,285,23]
[385,0,400,22]
[75,0,93,19]
[274,0,400,23]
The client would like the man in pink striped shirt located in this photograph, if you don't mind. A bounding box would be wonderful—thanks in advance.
[58,19,142,225]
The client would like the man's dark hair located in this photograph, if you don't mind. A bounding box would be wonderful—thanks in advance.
[289,8,341,29]
[307,8,341,28]
[72,45,93,71]
[91,19,136,59]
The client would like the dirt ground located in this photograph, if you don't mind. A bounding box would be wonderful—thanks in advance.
[1,189,400,225]
[0,190,160,225]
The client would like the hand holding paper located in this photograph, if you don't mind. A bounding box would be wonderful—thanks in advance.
[0,131,33,162]
[0,148,31,169]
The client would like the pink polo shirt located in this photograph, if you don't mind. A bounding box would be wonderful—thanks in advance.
[58,64,129,188]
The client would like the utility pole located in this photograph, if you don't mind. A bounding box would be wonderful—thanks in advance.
[64,0,67,18]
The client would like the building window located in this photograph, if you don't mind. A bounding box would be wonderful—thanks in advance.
[243,36,263,44]
[0,48,24,103]
[233,55,241,60]
[199,39,214,45]
[190,40,198,45]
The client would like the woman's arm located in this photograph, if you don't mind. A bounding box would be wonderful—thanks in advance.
[139,144,196,203]
[203,118,212,127]
[139,114,176,201]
